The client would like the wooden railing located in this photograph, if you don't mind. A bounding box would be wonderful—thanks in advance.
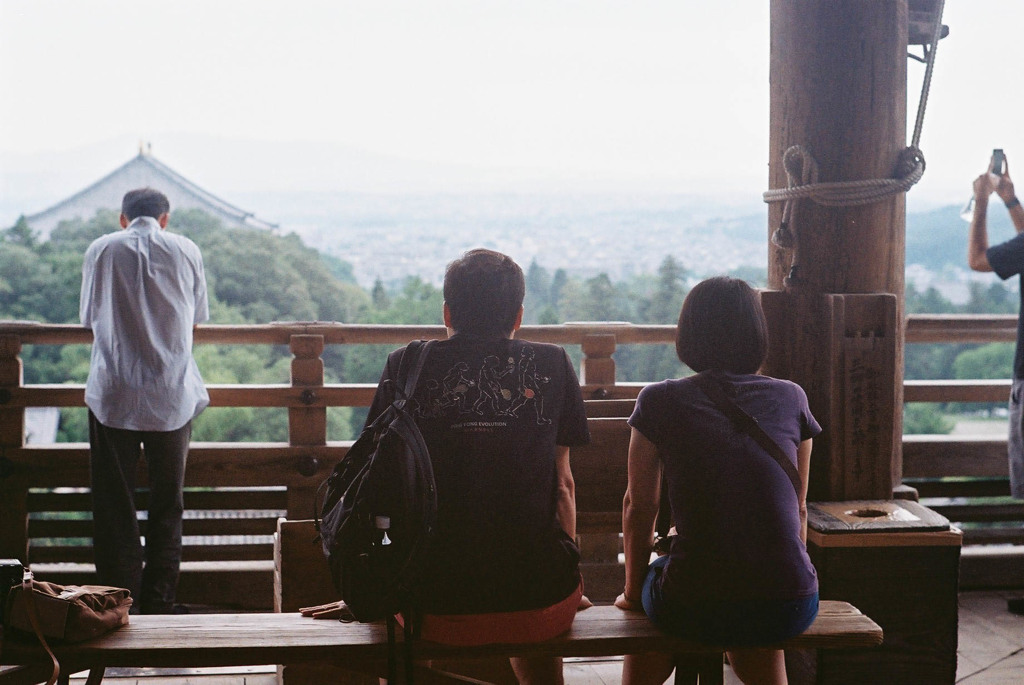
[0,322,669,608]
[1,316,1020,605]
[904,314,1024,556]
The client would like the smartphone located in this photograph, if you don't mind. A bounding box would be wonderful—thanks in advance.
[992,149,1006,176]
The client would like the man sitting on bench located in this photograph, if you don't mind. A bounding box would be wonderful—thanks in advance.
[365,249,591,684]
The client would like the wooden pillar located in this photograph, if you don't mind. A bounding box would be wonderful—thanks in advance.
[765,1,907,500]
[0,334,24,447]
[577,333,622,599]
[0,334,28,561]
[287,334,326,517]
[580,334,616,389]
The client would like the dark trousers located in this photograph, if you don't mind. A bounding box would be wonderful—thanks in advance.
[88,411,190,614]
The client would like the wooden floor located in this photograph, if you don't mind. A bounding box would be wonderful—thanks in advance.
[59,590,1023,684]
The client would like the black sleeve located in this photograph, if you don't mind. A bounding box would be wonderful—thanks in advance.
[556,348,590,447]
[987,232,1024,280]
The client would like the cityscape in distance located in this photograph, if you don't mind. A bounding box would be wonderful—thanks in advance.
[228,189,1016,304]
[2,137,1016,300]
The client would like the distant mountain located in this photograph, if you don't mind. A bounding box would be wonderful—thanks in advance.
[906,204,1015,271]
[1,134,1010,283]
[0,133,758,227]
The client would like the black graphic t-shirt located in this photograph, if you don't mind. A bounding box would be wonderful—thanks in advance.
[366,334,590,614]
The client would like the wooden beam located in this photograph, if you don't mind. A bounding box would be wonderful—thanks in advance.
[0,322,678,347]
[903,435,1008,479]
[905,315,1016,344]
[904,379,1010,404]
[5,443,350,487]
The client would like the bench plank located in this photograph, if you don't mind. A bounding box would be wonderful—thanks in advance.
[0,602,881,673]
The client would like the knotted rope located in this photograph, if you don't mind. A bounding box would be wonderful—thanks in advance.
[764,0,945,284]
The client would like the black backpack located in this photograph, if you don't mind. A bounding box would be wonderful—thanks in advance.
[314,340,437,650]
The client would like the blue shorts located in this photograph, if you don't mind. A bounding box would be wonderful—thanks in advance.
[641,555,819,646]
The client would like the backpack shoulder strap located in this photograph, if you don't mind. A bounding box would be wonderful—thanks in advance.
[691,371,802,497]
[395,339,436,403]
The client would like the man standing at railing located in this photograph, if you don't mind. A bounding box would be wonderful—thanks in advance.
[967,154,1024,615]
[79,187,209,615]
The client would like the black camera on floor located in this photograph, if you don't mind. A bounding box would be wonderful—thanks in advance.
[0,559,25,621]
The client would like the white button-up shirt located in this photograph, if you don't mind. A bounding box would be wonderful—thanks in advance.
[80,216,210,432]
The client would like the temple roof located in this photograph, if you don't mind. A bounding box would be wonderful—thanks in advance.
[25,149,278,237]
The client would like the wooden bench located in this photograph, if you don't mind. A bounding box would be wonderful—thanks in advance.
[268,519,882,685]
[0,602,881,685]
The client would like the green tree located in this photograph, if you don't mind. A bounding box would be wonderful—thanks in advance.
[903,403,954,435]
[342,276,445,435]
[550,269,569,313]
[1,216,38,248]
[620,256,688,382]
[47,210,118,255]
[905,283,957,315]
[561,273,631,321]
[0,243,56,320]
[904,283,961,384]
[640,256,687,324]
[949,342,1015,415]
[374,277,444,326]
[524,260,552,323]
[964,281,1016,315]
[536,306,560,325]
[953,343,1015,380]
[371,278,390,310]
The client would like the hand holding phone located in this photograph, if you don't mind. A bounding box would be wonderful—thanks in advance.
[992,149,1006,176]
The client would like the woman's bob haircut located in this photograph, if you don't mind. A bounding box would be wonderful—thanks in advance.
[675,276,768,374]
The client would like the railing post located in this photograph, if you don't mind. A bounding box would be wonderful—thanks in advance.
[580,333,617,394]
[288,334,326,517]
[577,332,623,591]
[0,334,28,561]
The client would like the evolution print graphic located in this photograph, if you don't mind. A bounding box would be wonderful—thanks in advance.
[414,346,552,426]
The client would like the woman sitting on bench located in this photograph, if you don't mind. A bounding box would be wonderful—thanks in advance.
[615,276,821,685]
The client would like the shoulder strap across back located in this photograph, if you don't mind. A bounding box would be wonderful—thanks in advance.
[691,371,802,497]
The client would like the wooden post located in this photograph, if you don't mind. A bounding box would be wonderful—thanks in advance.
[765,1,907,500]
[578,333,623,599]
[287,335,326,517]
[0,334,24,446]
[762,292,898,501]
[0,334,28,561]
[580,334,617,389]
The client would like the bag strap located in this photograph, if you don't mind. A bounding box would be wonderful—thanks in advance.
[396,339,435,404]
[314,340,436,537]
[692,372,802,497]
[20,571,60,685]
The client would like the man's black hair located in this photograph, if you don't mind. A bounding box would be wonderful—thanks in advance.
[444,249,525,338]
[122,188,170,221]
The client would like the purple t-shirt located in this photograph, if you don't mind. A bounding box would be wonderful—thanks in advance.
[629,372,821,603]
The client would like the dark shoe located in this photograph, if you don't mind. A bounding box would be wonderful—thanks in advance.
[1008,598,1024,616]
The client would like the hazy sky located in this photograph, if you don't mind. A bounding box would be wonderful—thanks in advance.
[1,1,1021,208]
